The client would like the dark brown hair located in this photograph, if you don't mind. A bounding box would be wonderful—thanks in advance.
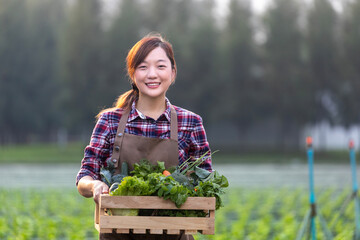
[97,33,177,118]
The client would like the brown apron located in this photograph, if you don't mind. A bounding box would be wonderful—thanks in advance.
[100,106,194,240]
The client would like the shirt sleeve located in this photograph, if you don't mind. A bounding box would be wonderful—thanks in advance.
[188,116,213,171]
[76,113,111,185]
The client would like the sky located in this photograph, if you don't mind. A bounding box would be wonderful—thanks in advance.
[101,0,272,18]
[215,0,344,17]
[101,0,345,25]
[215,0,269,17]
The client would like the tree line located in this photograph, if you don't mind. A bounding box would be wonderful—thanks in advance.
[0,0,359,149]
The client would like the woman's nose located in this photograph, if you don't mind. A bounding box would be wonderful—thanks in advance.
[147,66,157,78]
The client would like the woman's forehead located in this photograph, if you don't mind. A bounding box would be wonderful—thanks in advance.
[142,47,170,63]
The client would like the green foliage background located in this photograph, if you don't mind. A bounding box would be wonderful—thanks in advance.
[1,0,360,150]
[0,187,357,239]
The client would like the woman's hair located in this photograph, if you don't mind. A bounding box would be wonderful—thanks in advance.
[96,33,177,118]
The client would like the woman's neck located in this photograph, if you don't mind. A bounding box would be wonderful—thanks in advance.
[136,96,166,120]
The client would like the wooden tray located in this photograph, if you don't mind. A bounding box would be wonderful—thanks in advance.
[94,195,215,235]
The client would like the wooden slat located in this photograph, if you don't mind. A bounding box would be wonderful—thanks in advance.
[185,230,198,235]
[209,210,215,218]
[116,229,129,234]
[95,204,99,224]
[94,223,100,232]
[99,228,113,234]
[100,195,216,210]
[132,229,147,234]
[202,229,215,235]
[99,216,213,231]
[95,222,112,234]
[167,229,180,235]
[150,229,164,234]
[201,211,215,235]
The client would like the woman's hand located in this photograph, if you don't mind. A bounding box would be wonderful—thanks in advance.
[92,180,109,204]
[77,176,109,204]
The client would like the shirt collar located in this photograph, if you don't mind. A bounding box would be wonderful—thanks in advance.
[128,98,172,122]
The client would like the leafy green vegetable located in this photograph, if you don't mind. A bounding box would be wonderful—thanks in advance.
[110,209,139,216]
[100,159,128,187]
[194,166,212,179]
[171,150,219,187]
[177,150,217,175]
[110,176,155,196]
[169,171,191,187]
[157,209,208,217]
[191,171,229,210]
[155,175,191,208]
[130,159,166,179]
[109,182,119,192]
[100,169,112,187]
[106,152,229,213]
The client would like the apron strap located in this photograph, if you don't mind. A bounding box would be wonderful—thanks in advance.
[111,109,130,168]
[170,105,178,141]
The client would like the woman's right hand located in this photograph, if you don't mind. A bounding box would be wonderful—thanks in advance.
[77,176,109,204]
[92,180,109,204]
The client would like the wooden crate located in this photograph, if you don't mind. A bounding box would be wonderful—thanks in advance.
[94,195,215,235]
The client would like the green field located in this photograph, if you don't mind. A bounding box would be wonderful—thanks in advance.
[0,187,356,239]
[0,142,86,164]
[0,142,352,164]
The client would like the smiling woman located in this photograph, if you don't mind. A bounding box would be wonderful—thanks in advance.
[132,46,176,119]
[76,33,213,240]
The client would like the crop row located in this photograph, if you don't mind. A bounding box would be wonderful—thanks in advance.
[0,187,356,239]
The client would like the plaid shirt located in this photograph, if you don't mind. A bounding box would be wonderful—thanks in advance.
[76,99,212,185]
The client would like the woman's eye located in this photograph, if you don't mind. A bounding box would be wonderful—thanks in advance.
[138,65,146,69]
[158,65,166,69]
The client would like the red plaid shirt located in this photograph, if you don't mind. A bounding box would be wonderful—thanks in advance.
[76,99,212,185]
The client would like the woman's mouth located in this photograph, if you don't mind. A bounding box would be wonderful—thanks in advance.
[146,83,161,88]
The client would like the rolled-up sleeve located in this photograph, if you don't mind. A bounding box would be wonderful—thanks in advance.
[188,116,213,171]
[76,113,111,185]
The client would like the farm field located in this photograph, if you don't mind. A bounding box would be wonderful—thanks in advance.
[0,187,356,240]
[0,142,352,164]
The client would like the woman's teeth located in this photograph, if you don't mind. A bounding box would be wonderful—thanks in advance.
[146,83,160,86]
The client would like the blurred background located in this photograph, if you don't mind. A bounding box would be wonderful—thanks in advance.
[1,0,360,160]
[1,0,360,239]
[0,0,360,154]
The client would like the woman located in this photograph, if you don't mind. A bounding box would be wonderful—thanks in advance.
[76,33,213,240]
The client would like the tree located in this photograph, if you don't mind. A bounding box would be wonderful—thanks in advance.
[101,0,143,108]
[142,0,175,33]
[176,0,220,123]
[262,0,311,148]
[307,0,340,125]
[219,0,260,129]
[0,0,66,143]
[164,0,196,107]
[25,0,66,139]
[0,0,28,142]
[337,0,360,127]
[58,0,104,136]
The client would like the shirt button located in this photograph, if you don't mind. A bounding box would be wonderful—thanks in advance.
[114,146,120,152]
[118,133,123,137]
[112,159,117,163]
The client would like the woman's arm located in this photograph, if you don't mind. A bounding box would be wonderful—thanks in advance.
[76,112,112,203]
[189,115,213,171]
[77,176,109,203]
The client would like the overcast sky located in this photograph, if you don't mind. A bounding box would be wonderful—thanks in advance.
[100,0,344,25]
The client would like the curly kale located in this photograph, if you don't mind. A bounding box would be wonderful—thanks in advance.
[100,159,128,187]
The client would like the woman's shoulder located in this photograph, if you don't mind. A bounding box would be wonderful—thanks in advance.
[97,107,125,123]
[172,105,203,125]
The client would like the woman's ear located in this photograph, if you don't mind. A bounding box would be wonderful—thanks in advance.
[171,69,176,84]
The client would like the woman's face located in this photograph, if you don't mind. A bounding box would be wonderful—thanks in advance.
[133,47,175,101]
